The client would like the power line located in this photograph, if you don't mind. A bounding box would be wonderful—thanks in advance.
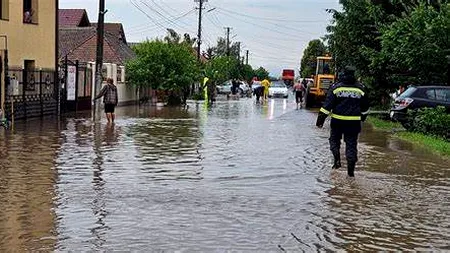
[215,10,305,38]
[129,0,167,32]
[214,8,318,37]
[127,9,196,34]
[140,0,196,34]
[213,6,323,24]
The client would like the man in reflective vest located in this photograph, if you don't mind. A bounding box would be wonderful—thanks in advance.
[316,66,370,177]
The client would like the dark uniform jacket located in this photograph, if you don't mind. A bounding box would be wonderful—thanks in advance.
[316,81,370,130]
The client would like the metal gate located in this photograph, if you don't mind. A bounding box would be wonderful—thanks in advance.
[59,58,93,113]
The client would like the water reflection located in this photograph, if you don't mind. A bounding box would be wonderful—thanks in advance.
[0,120,59,252]
[0,100,448,251]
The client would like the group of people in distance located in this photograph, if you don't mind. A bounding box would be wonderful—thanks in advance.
[253,79,271,103]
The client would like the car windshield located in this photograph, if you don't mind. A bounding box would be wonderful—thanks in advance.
[271,82,285,88]
[398,87,417,99]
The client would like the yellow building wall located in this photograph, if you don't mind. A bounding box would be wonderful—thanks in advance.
[0,0,56,69]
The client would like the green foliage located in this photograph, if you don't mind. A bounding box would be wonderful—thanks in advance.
[204,56,240,84]
[300,39,328,77]
[409,106,450,140]
[254,67,270,81]
[126,40,201,95]
[207,37,241,58]
[326,0,450,107]
[380,4,450,84]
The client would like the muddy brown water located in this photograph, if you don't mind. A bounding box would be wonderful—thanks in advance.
[0,98,448,251]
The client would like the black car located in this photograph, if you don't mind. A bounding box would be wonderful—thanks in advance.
[390,86,450,127]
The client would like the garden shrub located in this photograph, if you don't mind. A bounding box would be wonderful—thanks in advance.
[409,106,450,140]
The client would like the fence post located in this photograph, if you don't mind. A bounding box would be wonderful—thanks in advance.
[40,70,43,117]
[63,56,68,114]
[75,60,79,112]
[23,69,27,119]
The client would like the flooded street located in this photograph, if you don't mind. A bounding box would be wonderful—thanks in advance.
[0,97,449,251]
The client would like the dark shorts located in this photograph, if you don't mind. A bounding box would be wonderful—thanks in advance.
[295,91,303,102]
[104,104,116,113]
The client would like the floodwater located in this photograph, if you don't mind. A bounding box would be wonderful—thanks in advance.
[0,98,449,251]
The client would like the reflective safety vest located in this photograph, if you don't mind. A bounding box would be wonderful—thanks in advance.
[319,82,370,121]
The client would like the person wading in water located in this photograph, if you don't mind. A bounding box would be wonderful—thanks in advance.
[95,78,119,123]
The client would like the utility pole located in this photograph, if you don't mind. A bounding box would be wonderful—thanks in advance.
[236,42,241,61]
[94,0,106,117]
[225,27,231,57]
[196,0,207,61]
[246,50,249,65]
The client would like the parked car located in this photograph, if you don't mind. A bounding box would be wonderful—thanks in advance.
[268,81,289,98]
[390,86,450,128]
[216,80,250,95]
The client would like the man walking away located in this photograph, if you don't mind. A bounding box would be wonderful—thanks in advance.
[254,85,264,103]
[95,78,119,123]
[293,82,304,109]
[315,66,370,177]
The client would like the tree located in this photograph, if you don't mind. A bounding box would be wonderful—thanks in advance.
[380,3,450,85]
[126,40,200,105]
[300,39,328,78]
[164,28,197,47]
[204,56,242,85]
[326,0,450,106]
[254,67,270,80]
[207,37,241,58]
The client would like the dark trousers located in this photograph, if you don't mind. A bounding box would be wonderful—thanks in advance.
[329,121,360,164]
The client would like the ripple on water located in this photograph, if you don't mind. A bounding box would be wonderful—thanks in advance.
[0,101,449,251]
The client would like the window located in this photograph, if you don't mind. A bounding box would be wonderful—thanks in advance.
[23,0,38,24]
[435,89,450,102]
[0,0,9,20]
[117,68,122,83]
[24,60,36,91]
[425,89,436,100]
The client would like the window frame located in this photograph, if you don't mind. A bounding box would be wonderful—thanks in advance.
[23,0,38,24]
[0,0,9,21]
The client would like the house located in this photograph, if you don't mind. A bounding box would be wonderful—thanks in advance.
[0,0,59,119]
[58,9,137,107]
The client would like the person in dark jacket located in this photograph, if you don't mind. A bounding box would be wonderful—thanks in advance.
[316,66,370,177]
[95,78,119,123]
[253,85,264,103]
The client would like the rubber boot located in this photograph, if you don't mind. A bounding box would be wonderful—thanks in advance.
[332,154,341,169]
[347,161,355,177]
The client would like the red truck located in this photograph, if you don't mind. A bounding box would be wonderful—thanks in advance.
[282,69,295,87]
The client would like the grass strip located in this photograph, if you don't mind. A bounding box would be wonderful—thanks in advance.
[367,117,450,157]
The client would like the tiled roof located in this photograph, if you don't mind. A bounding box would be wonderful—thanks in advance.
[59,9,90,27]
[59,27,135,65]
[92,23,127,44]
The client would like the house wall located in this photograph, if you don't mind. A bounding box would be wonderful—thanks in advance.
[89,62,138,106]
[0,0,57,115]
[0,0,56,69]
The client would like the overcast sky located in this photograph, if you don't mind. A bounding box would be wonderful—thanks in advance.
[60,0,340,76]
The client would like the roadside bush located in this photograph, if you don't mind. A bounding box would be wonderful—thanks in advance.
[409,106,450,140]
[191,92,204,101]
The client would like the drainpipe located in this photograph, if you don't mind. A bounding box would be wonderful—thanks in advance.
[0,35,8,115]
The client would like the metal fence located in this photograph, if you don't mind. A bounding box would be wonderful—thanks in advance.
[4,68,58,120]
[59,60,93,113]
